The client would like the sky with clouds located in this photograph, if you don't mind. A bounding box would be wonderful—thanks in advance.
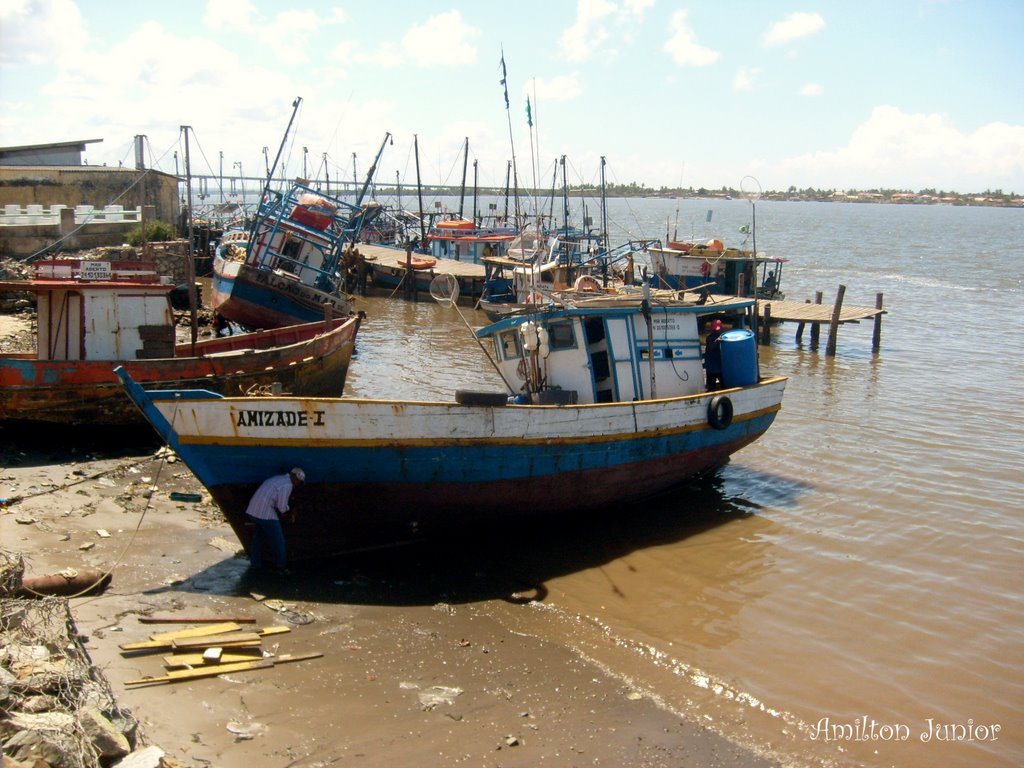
[1,0,1022,195]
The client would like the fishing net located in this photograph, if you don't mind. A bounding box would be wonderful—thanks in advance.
[0,588,142,766]
[428,273,460,307]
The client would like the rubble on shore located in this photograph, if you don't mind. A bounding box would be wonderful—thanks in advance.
[0,551,176,768]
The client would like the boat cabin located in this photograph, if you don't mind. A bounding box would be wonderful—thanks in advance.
[245,183,372,294]
[428,218,516,263]
[4,260,175,361]
[648,243,787,299]
[477,300,757,404]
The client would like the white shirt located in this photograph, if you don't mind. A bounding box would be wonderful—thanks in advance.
[244,474,295,521]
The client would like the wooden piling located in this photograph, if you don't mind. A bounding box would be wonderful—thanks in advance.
[810,291,823,348]
[826,284,846,357]
[795,299,810,343]
[761,303,772,344]
[356,251,368,295]
[872,293,884,352]
[403,244,414,301]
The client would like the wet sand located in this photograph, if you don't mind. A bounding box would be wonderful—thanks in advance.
[1,428,779,767]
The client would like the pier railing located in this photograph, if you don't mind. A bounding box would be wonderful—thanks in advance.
[0,204,143,227]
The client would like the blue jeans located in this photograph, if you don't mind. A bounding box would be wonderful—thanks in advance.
[248,516,287,570]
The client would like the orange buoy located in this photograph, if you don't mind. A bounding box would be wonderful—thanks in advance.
[706,238,725,252]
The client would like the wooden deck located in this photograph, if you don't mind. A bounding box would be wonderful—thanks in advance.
[355,244,487,278]
[758,298,886,324]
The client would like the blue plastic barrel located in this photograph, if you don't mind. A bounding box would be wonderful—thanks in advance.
[719,329,757,387]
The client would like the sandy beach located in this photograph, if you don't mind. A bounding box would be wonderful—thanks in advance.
[1,412,779,767]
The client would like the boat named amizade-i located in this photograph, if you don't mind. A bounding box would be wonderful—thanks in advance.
[117,279,785,561]
[0,258,360,426]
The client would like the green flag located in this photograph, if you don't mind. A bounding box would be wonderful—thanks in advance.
[526,97,533,127]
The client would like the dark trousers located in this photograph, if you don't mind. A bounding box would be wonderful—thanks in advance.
[248,516,287,570]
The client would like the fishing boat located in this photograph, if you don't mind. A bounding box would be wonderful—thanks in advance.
[0,258,360,426]
[209,181,373,328]
[647,239,787,300]
[116,279,785,561]
[427,217,517,263]
[209,98,388,328]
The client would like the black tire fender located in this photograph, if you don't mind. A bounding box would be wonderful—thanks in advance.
[707,394,733,430]
[455,390,509,407]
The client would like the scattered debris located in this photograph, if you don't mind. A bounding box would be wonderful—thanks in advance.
[18,568,111,598]
[417,685,463,710]
[0,594,143,767]
[208,536,241,554]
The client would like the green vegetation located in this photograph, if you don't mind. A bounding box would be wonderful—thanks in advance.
[564,183,1022,207]
[126,220,177,246]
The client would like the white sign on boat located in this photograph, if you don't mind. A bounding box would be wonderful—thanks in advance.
[80,261,112,280]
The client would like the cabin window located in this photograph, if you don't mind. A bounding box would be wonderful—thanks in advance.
[548,322,575,350]
[498,331,521,359]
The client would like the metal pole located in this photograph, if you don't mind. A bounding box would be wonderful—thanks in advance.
[414,135,426,243]
[181,126,198,350]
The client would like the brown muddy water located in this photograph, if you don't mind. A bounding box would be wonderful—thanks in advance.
[337,198,1023,768]
[4,200,1021,768]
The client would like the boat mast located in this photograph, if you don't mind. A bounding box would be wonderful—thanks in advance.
[503,161,511,223]
[180,125,198,350]
[499,50,521,226]
[355,132,391,207]
[472,160,479,225]
[548,160,557,227]
[458,137,468,219]
[261,98,301,202]
[600,156,609,254]
[560,155,569,233]
[414,135,427,244]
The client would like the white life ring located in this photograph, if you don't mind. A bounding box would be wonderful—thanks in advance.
[573,274,602,293]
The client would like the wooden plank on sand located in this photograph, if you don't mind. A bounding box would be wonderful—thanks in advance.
[119,622,242,651]
[140,616,257,624]
[124,652,323,686]
[171,631,262,649]
[162,649,265,668]
[120,624,289,653]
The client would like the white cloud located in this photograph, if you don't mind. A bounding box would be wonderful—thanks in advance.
[775,106,1024,191]
[663,10,720,67]
[258,9,323,64]
[0,0,87,65]
[531,74,584,102]
[623,0,655,16]
[203,0,257,31]
[763,12,825,47]
[800,83,823,96]
[561,0,617,63]
[403,11,479,67]
[734,67,762,91]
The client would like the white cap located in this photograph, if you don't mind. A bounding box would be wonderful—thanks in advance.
[290,468,306,482]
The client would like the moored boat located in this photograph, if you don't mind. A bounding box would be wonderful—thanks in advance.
[117,285,785,561]
[1,258,360,426]
[648,239,787,300]
[210,182,368,328]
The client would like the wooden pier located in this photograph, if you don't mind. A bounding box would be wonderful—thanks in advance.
[757,286,886,355]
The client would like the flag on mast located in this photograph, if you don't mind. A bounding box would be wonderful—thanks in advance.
[499,51,509,110]
[526,97,533,127]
